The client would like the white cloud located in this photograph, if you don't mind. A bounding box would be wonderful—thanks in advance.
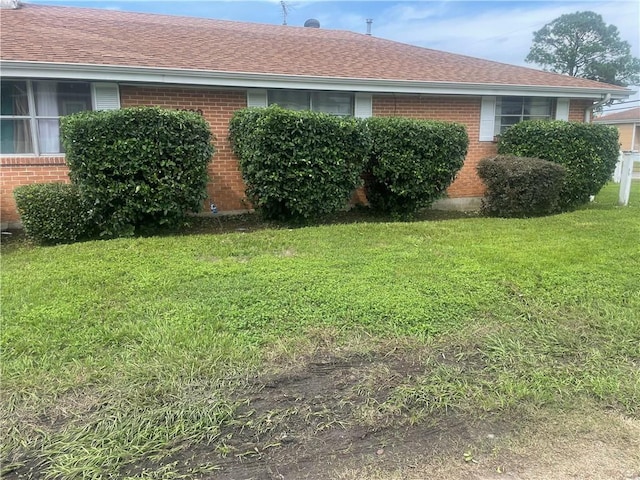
[360,1,639,67]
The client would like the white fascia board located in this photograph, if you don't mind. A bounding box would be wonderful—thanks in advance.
[594,120,640,125]
[1,60,632,101]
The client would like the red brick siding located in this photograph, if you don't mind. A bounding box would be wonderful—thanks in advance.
[120,86,248,212]
[0,92,593,225]
[569,99,591,122]
[373,94,497,197]
[0,87,249,225]
[1,158,69,224]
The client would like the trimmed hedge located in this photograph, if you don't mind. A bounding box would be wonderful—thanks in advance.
[364,117,468,215]
[14,183,95,244]
[477,155,567,217]
[61,107,214,236]
[497,121,619,210]
[229,106,370,221]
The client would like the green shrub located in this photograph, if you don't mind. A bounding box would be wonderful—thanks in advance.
[13,183,95,244]
[229,106,369,221]
[477,155,567,217]
[61,107,214,236]
[364,117,468,215]
[497,121,619,210]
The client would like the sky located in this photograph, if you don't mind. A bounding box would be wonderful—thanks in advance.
[26,0,640,112]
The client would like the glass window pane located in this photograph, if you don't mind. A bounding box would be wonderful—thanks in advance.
[527,98,552,116]
[496,97,553,135]
[497,116,521,135]
[1,80,30,116]
[34,81,60,116]
[0,119,34,154]
[35,81,91,116]
[58,82,92,115]
[312,92,353,116]
[500,97,523,115]
[37,119,61,154]
[268,90,309,111]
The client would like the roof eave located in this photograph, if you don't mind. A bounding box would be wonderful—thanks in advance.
[1,60,632,100]
[594,119,640,125]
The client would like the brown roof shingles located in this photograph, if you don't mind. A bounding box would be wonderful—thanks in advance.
[594,107,640,122]
[0,3,629,90]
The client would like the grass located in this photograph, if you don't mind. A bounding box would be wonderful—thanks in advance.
[2,181,639,478]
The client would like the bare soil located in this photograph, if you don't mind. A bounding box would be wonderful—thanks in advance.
[130,347,640,480]
[4,344,640,479]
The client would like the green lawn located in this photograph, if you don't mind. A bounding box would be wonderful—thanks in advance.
[2,181,639,478]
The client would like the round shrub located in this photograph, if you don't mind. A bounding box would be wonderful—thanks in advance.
[229,106,370,221]
[364,117,468,215]
[497,120,619,210]
[61,107,214,237]
[14,183,95,244]
[477,155,567,217]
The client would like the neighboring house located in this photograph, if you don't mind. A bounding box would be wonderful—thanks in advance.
[0,3,633,227]
[593,107,640,151]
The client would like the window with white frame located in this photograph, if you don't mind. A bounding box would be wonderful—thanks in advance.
[1,79,92,155]
[494,96,555,136]
[268,90,354,116]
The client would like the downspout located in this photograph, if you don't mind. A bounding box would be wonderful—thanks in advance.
[585,93,611,122]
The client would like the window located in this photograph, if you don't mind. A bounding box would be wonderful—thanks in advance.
[268,90,354,116]
[1,80,92,154]
[494,97,554,135]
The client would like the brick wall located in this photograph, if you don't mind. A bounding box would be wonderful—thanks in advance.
[1,157,69,226]
[0,90,594,227]
[120,86,248,213]
[1,86,248,227]
[373,94,497,197]
[569,99,591,122]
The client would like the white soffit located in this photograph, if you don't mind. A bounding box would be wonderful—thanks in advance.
[0,61,632,100]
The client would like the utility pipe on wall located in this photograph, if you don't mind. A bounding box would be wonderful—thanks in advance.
[585,93,612,122]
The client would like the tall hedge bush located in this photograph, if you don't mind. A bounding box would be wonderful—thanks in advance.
[229,106,369,221]
[497,120,619,210]
[14,183,95,244]
[477,155,567,217]
[61,107,214,236]
[364,117,468,215]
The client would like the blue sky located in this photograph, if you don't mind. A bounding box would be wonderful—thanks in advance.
[26,0,640,109]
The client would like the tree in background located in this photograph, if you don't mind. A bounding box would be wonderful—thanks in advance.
[525,11,640,86]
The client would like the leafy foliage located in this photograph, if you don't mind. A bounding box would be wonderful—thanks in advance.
[229,106,369,221]
[61,107,214,236]
[525,11,640,86]
[477,155,567,217]
[13,183,95,244]
[497,120,620,210]
[364,117,468,215]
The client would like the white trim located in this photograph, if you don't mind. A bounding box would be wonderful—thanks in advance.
[593,119,640,125]
[26,79,39,156]
[91,82,120,110]
[555,98,570,121]
[246,89,268,108]
[354,92,372,118]
[1,61,631,100]
[479,96,496,142]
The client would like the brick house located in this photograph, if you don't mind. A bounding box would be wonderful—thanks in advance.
[593,107,639,151]
[0,3,632,228]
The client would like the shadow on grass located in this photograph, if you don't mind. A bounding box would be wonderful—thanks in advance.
[175,206,481,237]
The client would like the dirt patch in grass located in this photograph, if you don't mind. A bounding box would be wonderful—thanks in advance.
[4,339,638,479]
[123,346,639,480]
[118,348,482,479]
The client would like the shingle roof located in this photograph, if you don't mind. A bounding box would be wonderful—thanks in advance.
[593,107,640,123]
[0,3,630,92]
